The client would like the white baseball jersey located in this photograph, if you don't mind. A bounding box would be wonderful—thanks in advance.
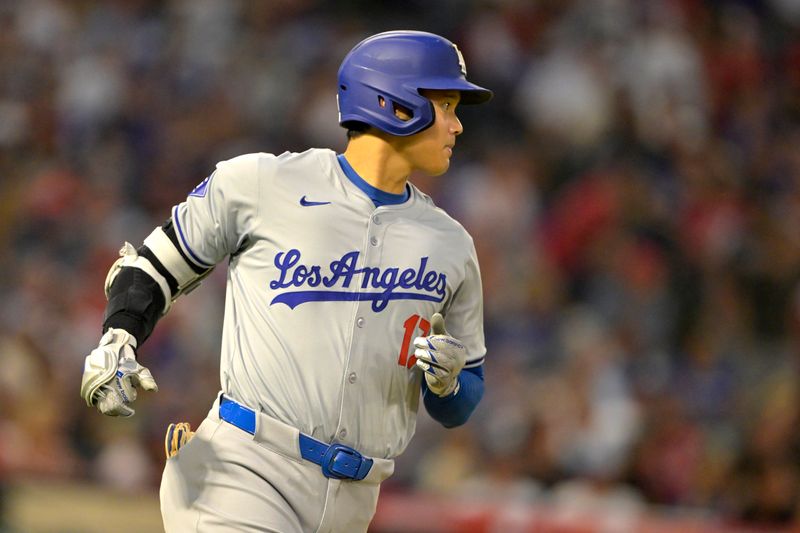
[172,148,485,459]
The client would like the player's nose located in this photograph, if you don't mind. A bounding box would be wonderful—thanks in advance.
[451,115,463,136]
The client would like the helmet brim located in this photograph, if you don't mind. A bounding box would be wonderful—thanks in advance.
[414,77,493,105]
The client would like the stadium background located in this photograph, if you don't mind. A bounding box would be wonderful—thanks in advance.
[1,1,800,531]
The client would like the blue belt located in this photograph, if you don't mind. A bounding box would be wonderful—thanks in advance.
[219,396,374,481]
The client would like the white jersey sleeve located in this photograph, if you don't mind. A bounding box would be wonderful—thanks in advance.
[172,154,266,268]
[444,235,486,369]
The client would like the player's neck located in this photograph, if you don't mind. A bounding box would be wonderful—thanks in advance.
[342,136,410,195]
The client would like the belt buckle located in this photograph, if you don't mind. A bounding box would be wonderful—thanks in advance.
[321,443,364,480]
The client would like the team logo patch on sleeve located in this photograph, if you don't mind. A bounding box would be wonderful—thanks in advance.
[189,176,211,198]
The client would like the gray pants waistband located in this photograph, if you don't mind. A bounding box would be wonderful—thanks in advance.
[208,393,395,484]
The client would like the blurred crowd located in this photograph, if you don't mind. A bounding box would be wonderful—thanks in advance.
[1,0,800,529]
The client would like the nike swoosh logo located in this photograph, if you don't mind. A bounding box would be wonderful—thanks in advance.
[300,196,332,207]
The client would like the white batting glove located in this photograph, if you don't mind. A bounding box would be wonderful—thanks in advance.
[80,328,158,417]
[414,313,467,397]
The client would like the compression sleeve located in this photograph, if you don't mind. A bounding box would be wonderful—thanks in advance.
[103,265,165,346]
[422,365,484,428]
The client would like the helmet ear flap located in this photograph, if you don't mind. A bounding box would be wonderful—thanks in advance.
[378,95,414,123]
[338,80,433,136]
[389,99,414,122]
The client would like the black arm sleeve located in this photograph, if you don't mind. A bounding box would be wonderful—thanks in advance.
[102,218,212,346]
[102,266,166,346]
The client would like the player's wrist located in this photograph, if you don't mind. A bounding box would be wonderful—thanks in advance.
[102,316,145,347]
[101,327,138,349]
[425,373,460,397]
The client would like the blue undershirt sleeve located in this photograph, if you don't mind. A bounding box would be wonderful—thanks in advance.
[422,365,485,428]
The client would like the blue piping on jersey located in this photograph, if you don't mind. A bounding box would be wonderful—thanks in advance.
[464,356,485,368]
[337,154,410,207]
[172,205,214,268]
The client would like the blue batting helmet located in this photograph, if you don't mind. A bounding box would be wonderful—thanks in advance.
[337,31,493,136]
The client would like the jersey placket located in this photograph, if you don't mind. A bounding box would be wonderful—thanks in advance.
[333,208,389,448]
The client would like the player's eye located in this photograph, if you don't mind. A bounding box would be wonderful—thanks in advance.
[434,94,459,112]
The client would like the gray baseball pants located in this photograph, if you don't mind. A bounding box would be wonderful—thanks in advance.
[160,394,395,532]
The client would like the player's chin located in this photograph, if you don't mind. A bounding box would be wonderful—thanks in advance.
[422,158,451,177]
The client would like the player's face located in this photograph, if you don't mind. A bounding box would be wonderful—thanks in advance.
[397,90,463,176]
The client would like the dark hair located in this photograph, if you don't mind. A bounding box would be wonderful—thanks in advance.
[345,121,370,139]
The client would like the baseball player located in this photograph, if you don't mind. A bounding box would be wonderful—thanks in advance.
[80,30,491,532]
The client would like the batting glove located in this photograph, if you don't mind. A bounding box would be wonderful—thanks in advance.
[414,313,467,397]
[80,328,158,417]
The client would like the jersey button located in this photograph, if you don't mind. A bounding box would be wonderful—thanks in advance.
[356,317,365,328]
[348,372,357,384]
[370,236,379,246]
[338,428,347,439]
[372,215,382,225]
